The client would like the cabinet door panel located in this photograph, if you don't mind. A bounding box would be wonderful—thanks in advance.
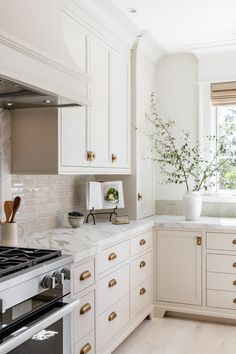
[111,50,130,169]
[60,107,89,167]
[156,230,202,305]
[89,35,110,167]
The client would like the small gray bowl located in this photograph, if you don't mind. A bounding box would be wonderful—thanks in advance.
[68,215,84,228]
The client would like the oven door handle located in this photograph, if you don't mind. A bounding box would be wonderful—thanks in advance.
[0,297,79,354]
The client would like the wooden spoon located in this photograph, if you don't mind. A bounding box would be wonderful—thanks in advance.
[4,201,13,223]
[10,196,21,223]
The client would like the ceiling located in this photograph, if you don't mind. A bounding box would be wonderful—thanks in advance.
[112,0,236,53]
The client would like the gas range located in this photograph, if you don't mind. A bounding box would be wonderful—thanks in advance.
[0,246,78,354]
[0,246,61,278]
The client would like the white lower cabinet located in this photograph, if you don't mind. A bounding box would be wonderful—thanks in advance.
[96,264,129,315]
[74,291,95,343]
[96,294,130,351]
[156,230,202,306]
[74,330,95,354]
[131,251,152,290]
[72,228,154,353]
[131,277,152,320]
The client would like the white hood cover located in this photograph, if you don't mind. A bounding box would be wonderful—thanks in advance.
[0,0,89,105]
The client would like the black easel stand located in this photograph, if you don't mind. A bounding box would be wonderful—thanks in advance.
[86,206,118,225]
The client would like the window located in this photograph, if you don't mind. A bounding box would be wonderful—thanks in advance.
[216,105,236,192]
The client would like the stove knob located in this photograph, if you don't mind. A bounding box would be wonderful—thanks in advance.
[41,275,56,289]
[52,271,64,285]
[61,268,70,280]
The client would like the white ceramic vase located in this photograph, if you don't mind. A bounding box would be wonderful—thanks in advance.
[183,191,202,221]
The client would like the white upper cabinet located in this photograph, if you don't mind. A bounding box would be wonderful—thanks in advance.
[89,34,111,168]
[11,12,131,175]
[59,107,89,169]
[111,50,130,169]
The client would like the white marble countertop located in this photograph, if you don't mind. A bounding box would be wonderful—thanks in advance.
[17,215,236,263]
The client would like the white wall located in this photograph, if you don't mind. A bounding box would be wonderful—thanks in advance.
[155,53,198,200]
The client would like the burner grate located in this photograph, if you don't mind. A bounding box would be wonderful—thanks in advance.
[0,247,61,278]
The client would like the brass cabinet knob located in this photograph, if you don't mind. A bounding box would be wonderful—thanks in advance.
[108,252,117,261]
[233,263,236,268]
[112,154,117,163]
[140,239,146,246]
[140,287,146,295]
[108,278,117,288]
[108,311,117,321]
[233,280,236,286]
[138,192,143,201]
[87,151,96,161]
[80,270,92,281]
[233,239,236,245]
[196,237,202,246]
[80,343,92,354]
[80,303,92,315]
[233,298,236,304]
[140,260,146,268]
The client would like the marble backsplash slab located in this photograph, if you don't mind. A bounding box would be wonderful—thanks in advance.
[155,200,236,217]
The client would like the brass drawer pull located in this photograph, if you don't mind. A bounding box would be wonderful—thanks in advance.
[233,298,236,304]
[140,287,146,295]
[233,280,236,286]
[108,278,117,288]
[80,343,92,354]
[80,303,92,315]
[108,311,117,321]
[108,252,117,261]
[233,263,236,268]
[87,151,96,161]
[80,270,92,281]
[233,239,236,245]
[196,237,202,246]
[140,239,146,246]
[112,153,117,163]
[140,260,146,268]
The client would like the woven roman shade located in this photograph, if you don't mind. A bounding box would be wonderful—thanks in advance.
[211,82,236,106]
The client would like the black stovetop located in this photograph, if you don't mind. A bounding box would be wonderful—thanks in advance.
[0,246,61,278]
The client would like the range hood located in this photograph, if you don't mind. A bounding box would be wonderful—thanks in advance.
[0,0,90,108]
[0,77,81,109]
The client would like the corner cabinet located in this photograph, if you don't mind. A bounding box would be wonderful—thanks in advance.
[156,230,202,306]
[11,16,131,175]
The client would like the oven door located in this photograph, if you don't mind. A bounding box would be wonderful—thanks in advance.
[0,296,79,354]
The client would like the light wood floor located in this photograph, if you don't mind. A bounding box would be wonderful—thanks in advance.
[113,317,236,354]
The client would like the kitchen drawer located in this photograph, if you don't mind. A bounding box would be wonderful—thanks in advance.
[131,251,152,290]
[96,294,129,350]
[207,272,236,292]
[207,254,236,274]
[74,291,94,343]
[207,232,236,251]
[207,289,236,310]
[131,277,152,320]
[97,264,129,315]
[74,330,95,354]
[131,229,153,257]
[96,241,129,274]
[73,260,95,294]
